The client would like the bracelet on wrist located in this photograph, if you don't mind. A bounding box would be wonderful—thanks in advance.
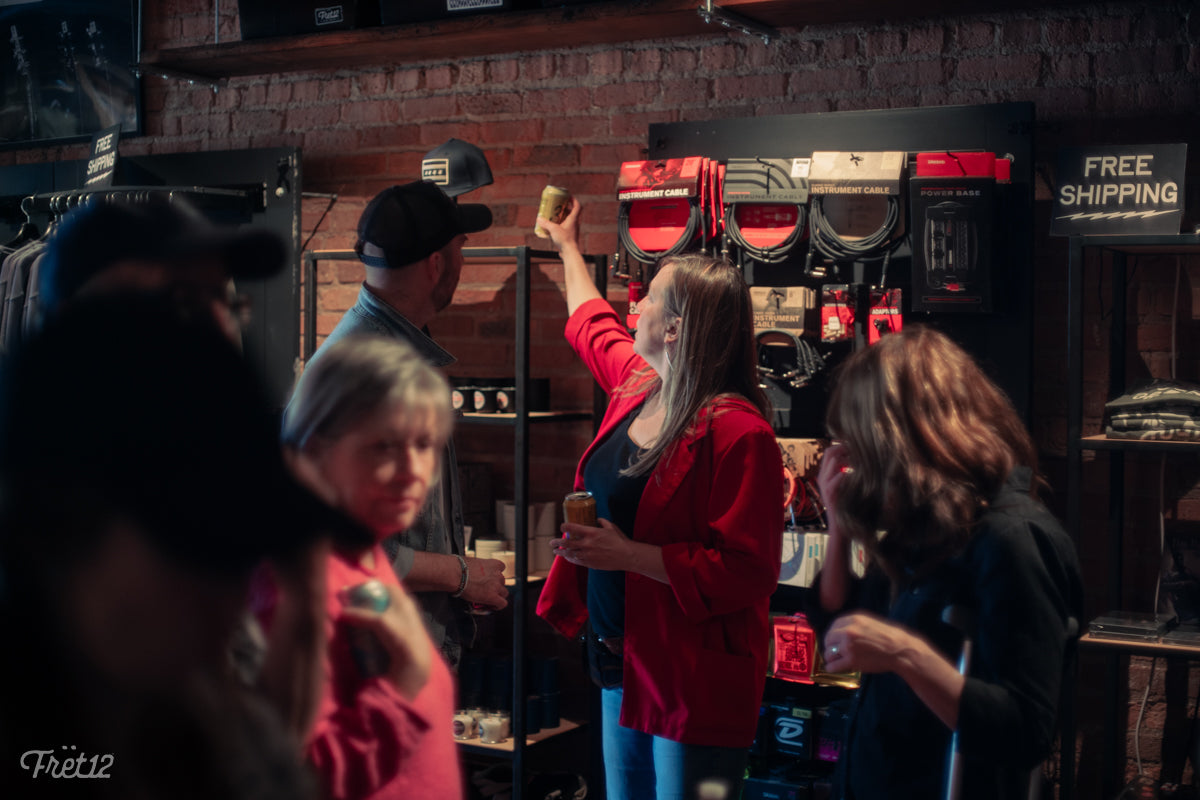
[451,554,469,599]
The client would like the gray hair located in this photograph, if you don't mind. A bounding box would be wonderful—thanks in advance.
[282,336,453,451]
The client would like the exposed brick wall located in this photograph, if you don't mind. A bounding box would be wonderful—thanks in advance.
[5,1,1199,794]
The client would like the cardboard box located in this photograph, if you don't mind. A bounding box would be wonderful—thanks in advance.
[238,0,378,39]
[380,0,531,25]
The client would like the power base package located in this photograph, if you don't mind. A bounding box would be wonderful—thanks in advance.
[909,152,1008,313]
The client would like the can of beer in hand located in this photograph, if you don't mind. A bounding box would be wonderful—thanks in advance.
[341,579,392,677]
[563,491,597,527]
[534,185,572,238]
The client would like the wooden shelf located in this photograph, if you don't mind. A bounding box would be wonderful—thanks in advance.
[1079,630,1200,660]
[141,0,1048,80]
[456,718,583,756]
[460,410,592,425]
[503,571,549,586]
[1079,434,1200,454]
[1070,233,1200,255]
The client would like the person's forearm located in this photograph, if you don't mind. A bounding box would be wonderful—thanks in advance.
[818,529,852,613]
[626,540,668,584]
[402,550,459,592]
[562,241,602,316]
[892,630,966,730]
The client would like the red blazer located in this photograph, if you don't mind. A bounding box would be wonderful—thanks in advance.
[537,298,783,748]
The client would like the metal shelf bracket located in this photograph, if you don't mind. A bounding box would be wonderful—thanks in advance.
[697,1,781,44]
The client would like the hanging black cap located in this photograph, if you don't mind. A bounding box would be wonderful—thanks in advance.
[421,138,494,198]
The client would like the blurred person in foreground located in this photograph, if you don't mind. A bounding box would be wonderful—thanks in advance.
[30,195,365,743]
[277,335,464,800]
[0,293,337,799]
[535,200,783,800]
[36,193,282,345]
[811,325,1083,800]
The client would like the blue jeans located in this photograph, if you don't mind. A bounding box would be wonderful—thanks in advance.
[601,687,748,800]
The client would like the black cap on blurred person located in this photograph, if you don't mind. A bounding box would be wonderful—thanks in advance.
[355,180,492,270]
[39,195,288,316]
[0,292,370,577]
[421,138,494,198]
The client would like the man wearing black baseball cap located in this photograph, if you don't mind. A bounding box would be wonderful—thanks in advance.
[308,179,507,670]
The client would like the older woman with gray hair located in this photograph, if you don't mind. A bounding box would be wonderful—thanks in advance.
[264,335,465,800]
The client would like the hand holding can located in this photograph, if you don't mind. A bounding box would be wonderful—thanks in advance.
[562,491,597,529]
[340,579,392,678]
[535,185,573,238]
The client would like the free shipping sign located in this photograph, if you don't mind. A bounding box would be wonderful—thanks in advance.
[1051,144,1186,236]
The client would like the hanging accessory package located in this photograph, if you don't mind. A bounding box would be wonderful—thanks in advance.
[756,327,827,435]
[819,284,903,345]
[722,157,811,266]
[804,151,906,283]
[909,151,1008,313]
[615,156,713,327]
[616,157,707,264]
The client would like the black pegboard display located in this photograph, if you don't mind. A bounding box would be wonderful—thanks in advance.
[648,102,1035,424]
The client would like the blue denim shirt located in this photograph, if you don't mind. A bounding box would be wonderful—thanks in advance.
[308,283,470,668]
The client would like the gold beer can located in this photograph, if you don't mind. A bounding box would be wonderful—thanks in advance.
[562,490,597,527]
[535,185,572,238]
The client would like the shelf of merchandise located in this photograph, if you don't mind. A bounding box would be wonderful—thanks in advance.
[461,411,593,426]
[1063,232,1200,800]
[302,246,606,799]
[457,718,584,756]
[1078,632,1200,661]
[1079,434,1200,453]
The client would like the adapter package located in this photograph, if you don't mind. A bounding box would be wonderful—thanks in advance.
[909,152,1005,313]
[820,285,902,344]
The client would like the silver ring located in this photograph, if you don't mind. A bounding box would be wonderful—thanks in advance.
[830,645,839,656]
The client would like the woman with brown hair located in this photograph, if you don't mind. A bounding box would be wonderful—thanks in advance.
[813,324,1083,800]
[535,201,783,800]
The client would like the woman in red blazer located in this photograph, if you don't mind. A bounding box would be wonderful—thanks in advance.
[536,201,783,800]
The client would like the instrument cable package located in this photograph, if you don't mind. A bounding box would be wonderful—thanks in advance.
[749,286,816,335]
[805,151,906,280]
[723,157,810,266]
[616,157,706,268]
[756,327,828,436]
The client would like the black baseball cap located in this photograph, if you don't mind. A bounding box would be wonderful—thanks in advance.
[0,292,371,576]
[355,180,492,269]
[39,195,287,315]
[421,138,494,198]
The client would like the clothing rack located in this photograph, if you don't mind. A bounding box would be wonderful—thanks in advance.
[15,184,267,224]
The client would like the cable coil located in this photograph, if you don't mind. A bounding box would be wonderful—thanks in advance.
[725,203,807,265]
[808,195,900,262]
[617,199,703,265]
